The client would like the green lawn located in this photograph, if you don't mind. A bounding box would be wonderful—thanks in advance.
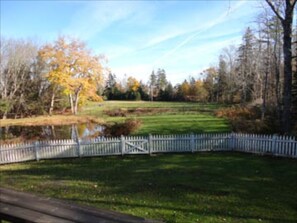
[81,101,230,135]
[1,152,296,223]
[0,101,230,137]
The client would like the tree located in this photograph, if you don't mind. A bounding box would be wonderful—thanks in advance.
[180,80,190,100]
[258,9,283,118]
[104,72,117,100]
[0,37,40,119]
[237,27,257,102]
[217,55,228,103]
[265,0,297,134]
[127,76,140,92]
[202,67,218,102]
[292,23,297,126]
[221,45,239,103]
[192,80,208,102]
[156,68,168,91]
[138,82,150,101]
[162,82,174,101]
[38,36,105,115]
[149,71,157,101]
[126,76,140,100]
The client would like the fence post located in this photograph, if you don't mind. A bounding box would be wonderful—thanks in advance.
[190,133,195,153]
[77,139,82,158]
[34,141,40,161]
[272,135,277,155]
[121,135,125,156]
[148,134,153,155]
[229,133,235,151]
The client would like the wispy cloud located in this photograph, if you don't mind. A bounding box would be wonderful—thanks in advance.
[65,1,154,40]
[110,35,242,85]
[152,0,247,67]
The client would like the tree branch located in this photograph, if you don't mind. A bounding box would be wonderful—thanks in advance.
[265,0,284,22]
[289,0,297,14]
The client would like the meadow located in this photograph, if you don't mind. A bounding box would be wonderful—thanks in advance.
[1,152,296,223]
[80,101,230,135]
[1,101,230,135]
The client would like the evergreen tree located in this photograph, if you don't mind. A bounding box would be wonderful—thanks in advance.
[217,56,228,103]
[237,27,257,102]
[103,72,117,100]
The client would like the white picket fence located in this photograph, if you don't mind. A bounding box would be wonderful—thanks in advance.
[0,133,296,164]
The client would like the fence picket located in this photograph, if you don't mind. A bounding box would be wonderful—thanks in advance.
[1,133,297,164]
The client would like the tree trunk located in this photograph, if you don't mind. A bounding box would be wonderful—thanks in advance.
[72,84,83,115]
[74,95,79,115]
[262,66,269,120]
[50,125,56,138]
[69,94,74,114]
[274,40,282,120]
[2,111,7,120]
[281,11,293,134]
[265,0,296,134]
[49,92,55,116]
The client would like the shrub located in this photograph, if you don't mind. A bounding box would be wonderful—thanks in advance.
[104,109,127,117]
[215,106,258,120]
[215,105,280,134]
[104,119,142,136]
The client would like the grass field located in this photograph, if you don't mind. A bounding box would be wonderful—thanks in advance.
[81,101,230,135]
[1,101,230,136]
[1,152,296,223]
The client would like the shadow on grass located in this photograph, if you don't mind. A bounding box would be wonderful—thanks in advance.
[69,198,297,223]
[1,152,297,222]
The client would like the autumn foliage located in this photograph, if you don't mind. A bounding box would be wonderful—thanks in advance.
[38,36,105,114]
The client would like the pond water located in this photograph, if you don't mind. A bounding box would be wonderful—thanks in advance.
[0,123,105,142]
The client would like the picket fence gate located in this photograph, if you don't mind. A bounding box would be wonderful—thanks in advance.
[0,133,296,164]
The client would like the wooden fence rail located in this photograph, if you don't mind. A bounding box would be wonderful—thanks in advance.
[1,133,296,164]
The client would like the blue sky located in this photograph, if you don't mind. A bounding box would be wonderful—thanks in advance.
[1,0,262,84]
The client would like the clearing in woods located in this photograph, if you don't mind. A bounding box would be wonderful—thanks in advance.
[80,101,231,135]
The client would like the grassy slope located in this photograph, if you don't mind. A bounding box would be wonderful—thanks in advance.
[1,152,296,223]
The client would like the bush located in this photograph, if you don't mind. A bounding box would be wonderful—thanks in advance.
[215,105,259,120]
[104,109,127,117]
[104,119,142,136]
[215,105,280,134]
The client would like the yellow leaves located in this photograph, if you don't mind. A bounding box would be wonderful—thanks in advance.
[127,77,140,92]
[181,81,190,95]
[38,36,105,103]
[194,80,204,89]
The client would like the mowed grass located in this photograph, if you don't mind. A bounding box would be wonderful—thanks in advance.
[81,101,230,135]
[0,101,230,135]
[1,152,296,223]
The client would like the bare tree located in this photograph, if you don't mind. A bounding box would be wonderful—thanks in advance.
[265,0,297,134]
[0,37,38,119]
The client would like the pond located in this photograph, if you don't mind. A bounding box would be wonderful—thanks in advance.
[0,123,105,143]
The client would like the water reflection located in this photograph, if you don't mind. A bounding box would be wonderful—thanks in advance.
[0,123,105,142]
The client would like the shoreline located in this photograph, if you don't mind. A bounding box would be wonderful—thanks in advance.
[0,115,104,127]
